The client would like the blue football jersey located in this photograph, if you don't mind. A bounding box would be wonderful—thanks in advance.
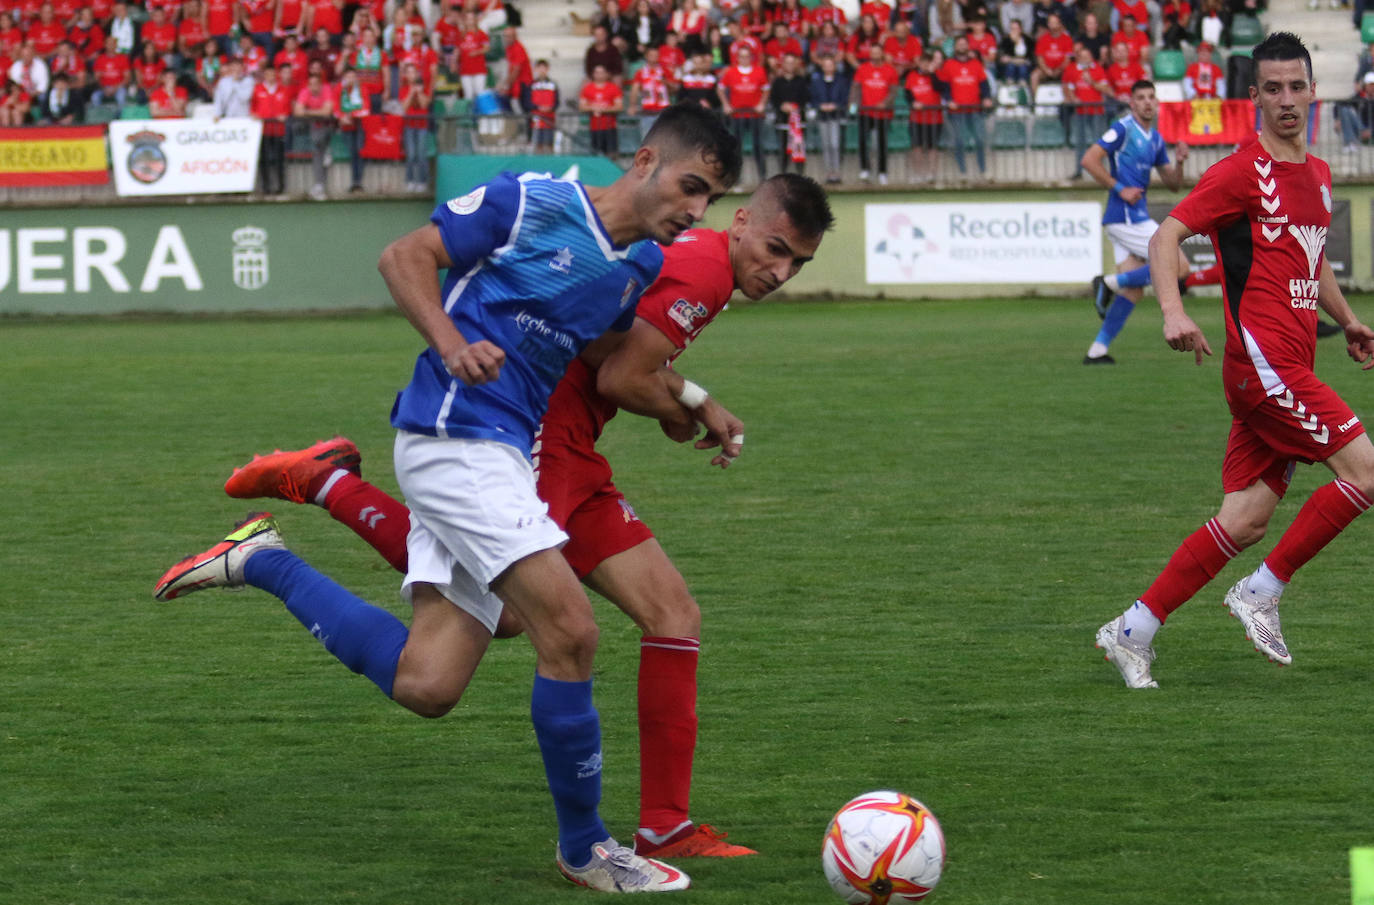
[1097,114,1170,225]
[390,171,664,454]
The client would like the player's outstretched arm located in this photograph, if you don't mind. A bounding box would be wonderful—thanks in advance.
[1317,258,1374,369]
[1150,215,1211,364]
[378,224,505,384]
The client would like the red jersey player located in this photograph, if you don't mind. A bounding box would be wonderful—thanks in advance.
[1095,32,1374,689]
[219,173,834,859]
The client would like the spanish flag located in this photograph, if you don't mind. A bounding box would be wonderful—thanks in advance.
[0,125,109,186]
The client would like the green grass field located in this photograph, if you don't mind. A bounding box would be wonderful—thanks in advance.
[4,297,1374,905]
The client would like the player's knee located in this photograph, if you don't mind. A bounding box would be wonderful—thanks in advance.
[394,676,464,719]
[1226,518,1267,548]
[636,589,700,638]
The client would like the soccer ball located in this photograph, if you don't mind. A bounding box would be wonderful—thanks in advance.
[821,790,945,904]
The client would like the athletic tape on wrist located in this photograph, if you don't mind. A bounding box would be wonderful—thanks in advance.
[675,379,708,410]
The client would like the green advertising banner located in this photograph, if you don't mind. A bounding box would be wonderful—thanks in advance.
[0,200,430,315]
[434,154,626,204]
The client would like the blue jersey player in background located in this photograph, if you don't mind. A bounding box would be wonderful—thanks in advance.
[1081,79,1205,365]
[156,103,743,894]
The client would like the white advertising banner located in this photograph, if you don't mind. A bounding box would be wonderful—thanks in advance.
[108,118,262,196]
[865,201,1103,284]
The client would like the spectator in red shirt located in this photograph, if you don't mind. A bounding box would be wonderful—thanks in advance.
[142,7,178,61]
[239,0,275,52]
[204,0,237,55]
[579,62,623,157]
[738,0,771,40]
[398,59,430,191]
[177,0,209,60]
[1109,15,1150,69]
[521,57,559,153]
[132,41,166,100]
[717,42,769,181]
[1031,11,1072,95]
[761,21,801,74]
[966,18,997,68]
[667,0,706,45]
[293,62,334,198]
[1110,0,1148,28]
[882,18,922,75]
[1184,42,1224,99]
[905,49,943,183]
[274,32,307,75]
[46,38,83,90]
[234,31,267,74]
[725,18,762,67]
[628,44,673,138]
[149,67,187,116]
[68,7,104,59]
[850,42,898,184]
[0,76,32,124]
[303,0,343,43]
[1105,39,1144,109]
[500,24,531,111]
[454,10,488,100]
[433,4,461,54]
[1063,42,1110,178]
[251,64,290,192]
[844,14,883,72]
[0,13,24,57]
[26,3,65,57]
[90,33,132,106]
[273,0,304,41]
[806,0,848,33]
[938,34,992,178]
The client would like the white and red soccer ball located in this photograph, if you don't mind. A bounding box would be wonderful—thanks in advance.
[821,790,945,904]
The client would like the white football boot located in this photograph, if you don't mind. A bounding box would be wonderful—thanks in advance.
[1095,616,1160,689]
[557,838,690,893]
[1223,579,1292,665]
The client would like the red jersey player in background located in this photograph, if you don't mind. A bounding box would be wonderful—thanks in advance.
[1096,32,1374,689]
[221,172,835,859]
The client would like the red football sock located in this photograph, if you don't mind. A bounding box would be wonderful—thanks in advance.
[1139,518,1240,621]
[638,636,700,835]
[317,472,411,573]
[1184,264,1222,288]
[1264,479,1370,582]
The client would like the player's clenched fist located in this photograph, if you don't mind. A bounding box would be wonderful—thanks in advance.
[444,341,506,385]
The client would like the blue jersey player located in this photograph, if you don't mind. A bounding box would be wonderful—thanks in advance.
[155,104,742,894]
[1082,79,1200,365]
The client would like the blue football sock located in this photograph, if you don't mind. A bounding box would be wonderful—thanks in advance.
[1115,264,1152,289]
[1094,296,1137,348]
[531,674,608,868]
[243,548,407,698]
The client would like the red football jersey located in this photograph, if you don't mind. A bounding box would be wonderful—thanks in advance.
[141,20,178,53]
[882,33,922,70]
[1035,32,1073,70]
[1107,61,1146,99]
[456,28,489,75]
[1170,146,1334,414]
[905,68,941,124]
[580,79,621,129]
[631,63,671,112]
[205,0,236,35]
[1063,61,1107,113]
[92,51,130,89]
[25,20,65,55]
[854,60,898,118]
[720,63,768,116]
[1111,30,1150,66]
[937,56,985,109]
[548,227,736,437]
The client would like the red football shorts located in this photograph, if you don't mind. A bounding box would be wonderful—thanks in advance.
[535,419,655,578]
[1223,372,1365,497]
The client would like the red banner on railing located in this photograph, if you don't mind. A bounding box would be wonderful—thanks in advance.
[361,114,404,160]
[0,125,109,186]
[1157,99,1254,146]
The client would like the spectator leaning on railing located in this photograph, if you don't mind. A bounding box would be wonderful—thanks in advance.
[397,59,430,193]
[334,66,368,193]
[522,57,559,154]
[294,62,335,200]
[149,66,187,117]
[252,64,291,194]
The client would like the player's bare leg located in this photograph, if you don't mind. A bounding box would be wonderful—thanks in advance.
[584,541,757,858]
[390,583,493,717]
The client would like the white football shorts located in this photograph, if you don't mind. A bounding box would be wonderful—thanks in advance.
[1105,218,1159,265]
[393,430,568,633]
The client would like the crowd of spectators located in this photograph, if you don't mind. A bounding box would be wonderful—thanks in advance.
[0,0,519,195]
[563,0,1284,184]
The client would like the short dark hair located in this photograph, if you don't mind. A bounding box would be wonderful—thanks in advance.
[642,102,743,189]
[755,173,835,239]
[1250,30,1312,85]
[1131,78,1155,95]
